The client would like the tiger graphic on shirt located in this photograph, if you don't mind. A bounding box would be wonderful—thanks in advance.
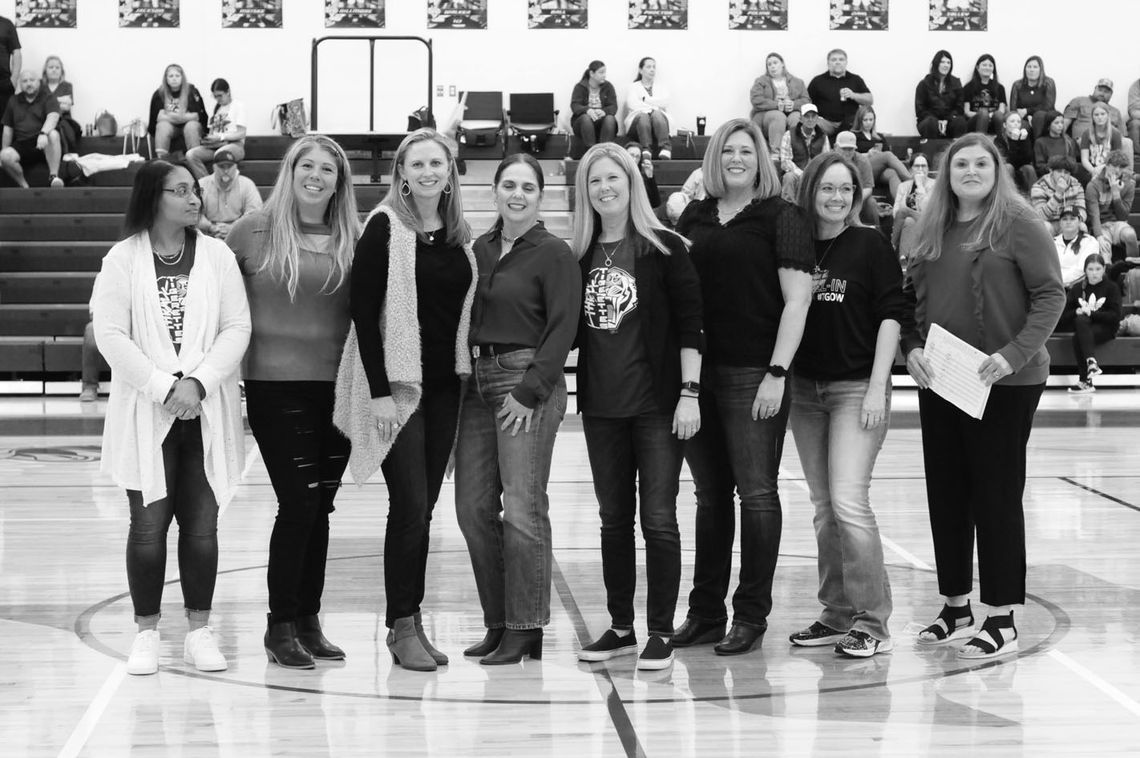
[584,265,639,331]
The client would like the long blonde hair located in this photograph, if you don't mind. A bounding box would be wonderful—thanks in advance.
[571,143,681,258]
[1088,101,1116,148]
[910,133,1037,262]
[378,128,470,246]
[158,63,190,115]
[258,134,360,300]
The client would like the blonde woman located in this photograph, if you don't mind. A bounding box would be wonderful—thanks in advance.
[147,63,208,159]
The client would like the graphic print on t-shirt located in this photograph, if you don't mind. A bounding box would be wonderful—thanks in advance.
[811,267,847,303]
[584,265,639,331]
[156,272,190,346]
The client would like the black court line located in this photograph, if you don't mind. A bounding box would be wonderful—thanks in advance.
[1060,476,1140,513]
[551,556,646,758]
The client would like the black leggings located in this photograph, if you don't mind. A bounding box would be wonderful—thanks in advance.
[1057,312,1116,380]
[245,380,350,624]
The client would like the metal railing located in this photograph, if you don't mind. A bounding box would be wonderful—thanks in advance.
[310,34,433,131]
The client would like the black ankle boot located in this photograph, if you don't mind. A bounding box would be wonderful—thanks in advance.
[480,629,543,665]
[264,614,315,669]
[671,618,726,647]
[295,614,346,661]
[714,623,766,656]
[464,627,505,657]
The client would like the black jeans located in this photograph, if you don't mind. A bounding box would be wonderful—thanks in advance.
[126,418,219,618]
[918,384,1044,606]
[683,365,790,629]
[245,380,350,624]
[583,412,683,637]
[917,114,967,139]
[1057,312,1116,381]
[380,377,461,627]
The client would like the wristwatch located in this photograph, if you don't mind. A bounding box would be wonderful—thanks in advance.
[680,381,701,395]
[767,364,788,379]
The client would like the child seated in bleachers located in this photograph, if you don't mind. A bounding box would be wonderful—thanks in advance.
[1054,206,1099,286]
[1057,253,1121,394]
[1032,156,1086,234]
[994,111,1035,191]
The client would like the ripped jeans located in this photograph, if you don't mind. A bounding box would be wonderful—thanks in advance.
[245,380,350,624]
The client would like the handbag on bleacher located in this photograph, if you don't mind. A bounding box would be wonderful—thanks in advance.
[272,98,308,138]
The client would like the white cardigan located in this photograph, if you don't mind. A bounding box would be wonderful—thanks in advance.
[622,80,673,135]
[92,231,251,507]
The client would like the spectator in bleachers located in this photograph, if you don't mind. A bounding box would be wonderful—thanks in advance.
[779,103,830,202]
[148,63,208,161]
[1009,55,1056,139]
[750,52,809,161]
[625,143,660,207]
[892,152,934,261]
[1055,206,1099,286]
[853,105,911,200]
[623,57,672,161]
[994,111,1035,191]
[0,14,19,119]
[1057,253,1121,394]
[1034,110,1083,182]
[962,54,1006,136]
[40,56,79,153]
[196,146,262,239]
[1086,149,1137,261]
[0,69,63,188]
[1032,156,1087,234]
[570,60,618,152]
[807,49,872,135]
[832,130,879,223]
[186,78,248,180]
[1064,78,1124,143]
[914,50,966,139]
[91,160,251,676]
[1080,102,1122,178]
[665,166,705,226]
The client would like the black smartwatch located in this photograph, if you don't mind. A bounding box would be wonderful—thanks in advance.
[680,381,701,395]
[767,364,788,379]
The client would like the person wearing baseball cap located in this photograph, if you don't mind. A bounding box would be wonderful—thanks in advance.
[778,102,829,201]
[197,142,261,239]
[830,130,877,221]
[1063,76,1124,142]
[1053,204,1099,287]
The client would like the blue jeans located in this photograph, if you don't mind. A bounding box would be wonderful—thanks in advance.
[683,365,789,629]
[455,349,567,630]
[789,376,893,641]
[582,413,683,637]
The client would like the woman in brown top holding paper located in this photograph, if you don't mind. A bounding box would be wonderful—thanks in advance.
[900,133,1064,660]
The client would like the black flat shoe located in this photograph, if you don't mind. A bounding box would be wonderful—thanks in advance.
[464,628,505,657]
[714,623,766,656]
[480,629,543,665]
[671,618,726,648]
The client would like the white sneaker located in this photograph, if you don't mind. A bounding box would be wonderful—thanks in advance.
[184,626,228,671]
[126,630,160,675]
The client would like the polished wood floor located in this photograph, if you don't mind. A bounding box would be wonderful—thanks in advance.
[1,390,1139,757]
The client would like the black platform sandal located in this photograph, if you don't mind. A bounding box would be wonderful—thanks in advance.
[958,612,1018,659]
[916,602,974,645]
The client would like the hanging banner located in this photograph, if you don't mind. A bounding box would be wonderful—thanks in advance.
[221,0,283,29]
[729,0,787,31]
[16,0,76,27]
[427,0,487,29]
[929,0,986,31]
[119,0,179,28]
[628,0,687,30]
[830,0,888,31]
[529,0,587,29]
[326,0,384,28]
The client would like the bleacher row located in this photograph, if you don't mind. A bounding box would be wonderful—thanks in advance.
[1,133,1139,384]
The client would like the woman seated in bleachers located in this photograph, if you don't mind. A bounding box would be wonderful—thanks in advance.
[962,54,1006,136]
[1080,102,1122,179]
[994,111,1036,191]
[147,63,208,160]
[891,152,934,263]
[1057,253,1121,395]
[624,57,672,160]
[914,50,966,139]
[1034,110,1084,182]
[40,55,79,153]
[853,105,910,199]
[1009,55,1055,139]
[749,52,809,162]
[571,60,618,152]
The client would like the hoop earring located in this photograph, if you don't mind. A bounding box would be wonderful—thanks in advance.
[400,181,412,197]
[443,181,453,195]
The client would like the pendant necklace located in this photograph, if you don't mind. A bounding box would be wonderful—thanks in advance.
[813,228,845,277]
[599,239,622,267]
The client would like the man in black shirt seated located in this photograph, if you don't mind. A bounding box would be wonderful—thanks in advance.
[0,69,62,187]
[807,49,873,136]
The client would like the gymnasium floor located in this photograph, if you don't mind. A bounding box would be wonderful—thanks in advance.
[1,389,1138,756]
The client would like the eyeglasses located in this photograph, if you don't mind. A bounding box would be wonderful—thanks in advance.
[163,185,201,198]
[818,184,856,196]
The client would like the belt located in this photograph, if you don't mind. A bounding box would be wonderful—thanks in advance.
[471,343,529,359]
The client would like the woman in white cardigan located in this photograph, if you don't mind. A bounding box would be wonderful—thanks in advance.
[92,160,250,677]
[624,57,673,160]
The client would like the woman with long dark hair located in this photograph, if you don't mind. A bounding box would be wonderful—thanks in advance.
[962,54,1006,136]
[915,50,966,139]
[1009,55,1056,139]
[623,57,673,160]
[570,60,618,153]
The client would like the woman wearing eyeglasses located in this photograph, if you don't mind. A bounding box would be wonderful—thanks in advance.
[92,160,250,676]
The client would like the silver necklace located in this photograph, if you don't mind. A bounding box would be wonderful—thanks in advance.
[153,239,185,266]
[599,239,622,267]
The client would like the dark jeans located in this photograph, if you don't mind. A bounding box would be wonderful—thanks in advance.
[573,114,618,147]
[245,380,350,624]
[1057,312,1116,381]
[683,365,790,629]
[582,412,683,637]
[918,384,1044,606]
[917,115,967,139]
[380,377,461,627]
[126,419,219,619]
[628,111,669,153]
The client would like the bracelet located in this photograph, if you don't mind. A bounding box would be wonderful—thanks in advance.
[679,392,699,400]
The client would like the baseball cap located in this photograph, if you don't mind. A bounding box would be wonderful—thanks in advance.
[1059,206,1080,218]
[835,131,857,149]
[1097,77,1114,90]
[213,146,239,165]
[801,103,818,115]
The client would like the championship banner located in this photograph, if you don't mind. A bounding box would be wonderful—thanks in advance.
[119,0,179,28]
[427,0,488,29]
[529,0,587,30]
[628,0,687,31]
[830,0,888,31]
[929,0,987,31]
[326,0,384,28]
[16,0,76,28]
[222,0,283,29]
[729,0,787,31]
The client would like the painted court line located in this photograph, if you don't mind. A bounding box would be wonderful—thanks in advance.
[1048,649,1140,717]
[56,663,127,758]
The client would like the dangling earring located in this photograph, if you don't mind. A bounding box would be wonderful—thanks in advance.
[442,181,453,195]
[400,180,412,197]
